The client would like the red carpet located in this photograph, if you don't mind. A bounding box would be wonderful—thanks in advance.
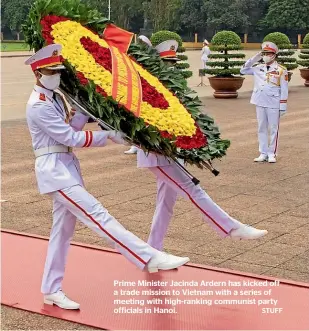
[2,230,309,330]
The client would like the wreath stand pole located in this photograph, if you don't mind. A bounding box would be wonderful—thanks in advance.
[197,69,206,87]
[59,88,203,185]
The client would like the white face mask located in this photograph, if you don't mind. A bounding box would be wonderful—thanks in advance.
[263,55,275,64]
[39,73,61,90]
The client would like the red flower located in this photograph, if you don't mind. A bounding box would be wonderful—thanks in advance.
[160,131,174,139]
[76,72,89,86]
[80,37,169,110]
[81,37,112,72]
[40,15,68,44]
[159,124,207,150]
[96,86,108,97]
[140,77,169,109]
[175,125,207,149]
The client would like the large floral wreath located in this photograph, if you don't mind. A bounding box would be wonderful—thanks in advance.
[23,0,230,169]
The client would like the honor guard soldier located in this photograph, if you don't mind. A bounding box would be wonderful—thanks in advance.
[25,44,190,310]
[134,40,268,250]
[121,38,267,251]
[240,42,289,163]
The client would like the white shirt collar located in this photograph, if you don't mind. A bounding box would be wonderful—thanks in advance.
[33,85,54,100]
[265,61,278,70]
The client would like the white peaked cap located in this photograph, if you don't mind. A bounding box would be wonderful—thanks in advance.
[155,40,180,61]
[25,44,65,71]
[261,41,279,54]
[138,35,152,47]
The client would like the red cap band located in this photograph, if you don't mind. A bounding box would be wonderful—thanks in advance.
[159,50,177,58]
[31,56,62,71]
[263,47,276,53]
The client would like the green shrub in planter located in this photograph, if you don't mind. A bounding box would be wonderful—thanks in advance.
[263,32,298,71]
[298,33,309,68]
[150,30,192,78]
[202,31,246,77]
[151,30,182,47]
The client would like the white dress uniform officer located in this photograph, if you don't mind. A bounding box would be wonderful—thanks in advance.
[25,44,190,310]
[240,42,289,163]
[134,40,268,250]
[201,40,211,68]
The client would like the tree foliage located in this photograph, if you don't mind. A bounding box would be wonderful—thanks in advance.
[265,0,309,30]
[178,0,207,34]
[203,31,246,77]
[85,0,143,31]
[149,0,182,32]
[3,0,309,40]
[1,0,33,37]
[203,0,255,32]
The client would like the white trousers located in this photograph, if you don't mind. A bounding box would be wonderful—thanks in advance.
[41,185,157,294]
[147,164,239,251]
[256,106,280,157]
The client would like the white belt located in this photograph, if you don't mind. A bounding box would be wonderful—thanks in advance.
[34,145,73,158]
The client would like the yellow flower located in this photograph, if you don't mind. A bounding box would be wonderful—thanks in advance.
[51,20,196,137]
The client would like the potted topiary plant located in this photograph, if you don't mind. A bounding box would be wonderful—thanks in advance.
[263,32,298,81]
[298,32,309,87]
[150,30,192,79]
[202,31,246,98]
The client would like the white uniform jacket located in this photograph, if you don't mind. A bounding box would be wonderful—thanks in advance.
[201,46,211,62]
[137,149,173,168]
[26,85,110,194]
[137,149,184,168]
[240,55,289,111]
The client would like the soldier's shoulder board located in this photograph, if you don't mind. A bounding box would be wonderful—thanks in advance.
[278,64,287,70]
[39,93,46,101]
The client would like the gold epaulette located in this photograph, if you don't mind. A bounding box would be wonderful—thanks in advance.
[278,64,287,70]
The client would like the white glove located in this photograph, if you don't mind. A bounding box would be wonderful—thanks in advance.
[108,131,129,145]
[280,109,287,117]
[252,52,262,63]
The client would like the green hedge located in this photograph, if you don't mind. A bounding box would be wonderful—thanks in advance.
[303,33,309,45]
[1,42,30,52]
[203,31,245,77]
[150,31,183,47]
[263,32,298,71]
[298,33,309,68]
[2,40,27,43]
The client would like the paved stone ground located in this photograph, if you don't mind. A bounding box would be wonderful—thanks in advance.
[1,50,309,330]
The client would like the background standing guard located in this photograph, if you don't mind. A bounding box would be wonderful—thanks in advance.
[201,39,211,68]
[240,42,289,163]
